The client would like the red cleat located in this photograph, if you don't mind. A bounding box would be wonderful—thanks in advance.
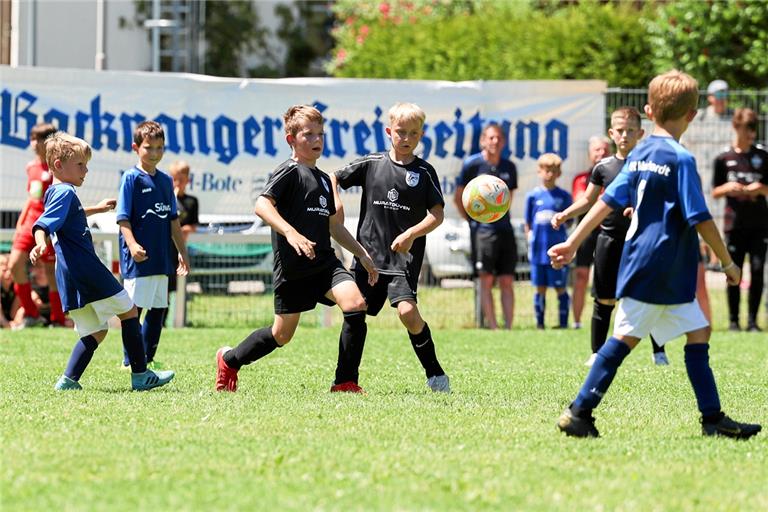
[329,381,366,394]
[215,346,238,392]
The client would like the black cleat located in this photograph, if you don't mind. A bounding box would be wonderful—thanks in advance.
[702,414,762,439]
[728,322,741,332]
[557,408,599,438]
[746,323,762,333]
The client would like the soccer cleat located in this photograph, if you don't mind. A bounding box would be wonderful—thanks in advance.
[54,375,82,391]
[427,374,451,393]
[557,407,599,438]
[215,346,238,392]
[653,352,670,366]
[572,322,582,329]
[584,353,597,367]
[728,321,741,332]
[746,323,762,333]
[536,324,545,330]
[702,414,762,439]
[329,381,366,393]
[131,369,175,391]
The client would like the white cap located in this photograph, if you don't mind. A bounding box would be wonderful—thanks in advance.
[707,79,728,95]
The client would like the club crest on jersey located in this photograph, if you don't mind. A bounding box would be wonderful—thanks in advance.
[387,189,399,202]
[751,154,763,169]
[405,171,420,187]
[319,195,327,208]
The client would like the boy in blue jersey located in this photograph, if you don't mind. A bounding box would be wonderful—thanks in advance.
[117,121,190,369]
[524,153,572,329]
[549,70,761,439]
[30,132,174,391]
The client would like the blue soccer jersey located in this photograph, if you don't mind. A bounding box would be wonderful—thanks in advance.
[116,166,178,278]
[33,184,123,312]
[602,135,712,304]
[525,186,572,265]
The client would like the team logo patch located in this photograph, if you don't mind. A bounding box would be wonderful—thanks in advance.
[321,178,330,193]
[751,154,763,169]
[319,195,327,208]
[405,171,420,187]
[387,189,399,202]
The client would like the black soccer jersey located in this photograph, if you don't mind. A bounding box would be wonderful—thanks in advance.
[261,160,337,287]
[589,155,631,238]
[335,152,445,276]
[713,145,768,232]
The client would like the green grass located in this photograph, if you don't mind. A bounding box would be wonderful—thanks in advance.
[2,326,766,511]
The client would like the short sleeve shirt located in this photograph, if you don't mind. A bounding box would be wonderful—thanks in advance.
[524,186,572,265]
[262,160,337,288]
[589,155,631,238]
[335,152,445,277]
[712,145,768,232]
[457,152,518,233]
[20,159,54,225]
[33,184,123,312]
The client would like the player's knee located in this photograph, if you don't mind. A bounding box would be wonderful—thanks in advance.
[92,330,108,344]
[272,328,294,346]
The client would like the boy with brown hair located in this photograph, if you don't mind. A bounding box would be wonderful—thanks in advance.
[214,105,378,393]
[31,132,175,391]
[549,70,761,439]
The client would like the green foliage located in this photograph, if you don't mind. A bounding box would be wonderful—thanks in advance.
[647,0,768,89]
[2,327,767,510]
[274,1,336,77]
[329,0,657,86]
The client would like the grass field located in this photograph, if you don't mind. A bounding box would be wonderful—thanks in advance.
[1,325,766,511]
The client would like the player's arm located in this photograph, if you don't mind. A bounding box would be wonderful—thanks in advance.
[29,226,51,265]
[711,158,745,198]
[453,185,470,222]
[170,219,190,275]
[548,199,613,269]
[84,198,117,216]
[696,219,740,285]
[744,181,768,197]
[551,183,600,230]
[329,211,378,286]
[254,195,316,259]
[391,204,444,254]
[118,221,148,263]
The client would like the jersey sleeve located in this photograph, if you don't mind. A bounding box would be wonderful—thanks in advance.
[677,153,712,226]
[601,166,631,210]
[166,174,179,221]
[33,187,74,235]
[424,165,445,210]
[524,192,535,227]
[712,155,727,188]
[188,196,200,225]
[507,162,518,191]
[335,157,369,189]
[116,171,134,223]
[589,163,605,187]
[261,165,296,204]
[456,159,476,187]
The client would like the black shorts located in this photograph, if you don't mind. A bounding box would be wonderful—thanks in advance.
[592,232,623,300]
[575,229,598,267]
[354,266,417,316]
[474,229,517,276]
[274,259,353,314]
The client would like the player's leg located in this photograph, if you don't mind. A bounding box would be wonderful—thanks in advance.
[745,233,766,331]
[532,264,547,329]
[571,266,589,328]
[116,301,175,391]
[138,276,169,366]
[590,233,619,361]
[553,267,569,329]
[696,261,712,324]
[55,301,109,390]
[725,231,746,330]
[478,272,497,329]
[8,247,42,323]
[43,251,65,326]
[326,265,368,391]
[498,274,514,329]
[497,230,517,330]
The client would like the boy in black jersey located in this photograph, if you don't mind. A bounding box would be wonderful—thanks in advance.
[552,107,670,366]
[214,105,378,393]
[332,103,451,393]
[712,108,768,332]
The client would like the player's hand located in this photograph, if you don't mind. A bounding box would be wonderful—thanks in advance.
[744,182,763,196]
[130,243,148,262]
[551,212,567,230]
[725,182,747,196]
[390,230,414,254]
[548,241,575,270]
[623,207,634,218]
[29,243,47,265]
[358,252,379,286]
[96,198,117,212]
[285,229,316,259]
[176,253,190,276]
[723,263,741,286]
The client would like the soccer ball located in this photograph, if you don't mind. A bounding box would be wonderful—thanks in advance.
[461,175,510,223]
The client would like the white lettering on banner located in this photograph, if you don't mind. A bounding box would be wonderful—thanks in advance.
[0,67,605,219]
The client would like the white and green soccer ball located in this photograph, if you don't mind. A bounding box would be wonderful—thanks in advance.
[461,174,511,223]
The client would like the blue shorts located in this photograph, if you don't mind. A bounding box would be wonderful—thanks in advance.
[531,264,568,288]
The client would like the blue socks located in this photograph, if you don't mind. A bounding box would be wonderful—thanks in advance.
[684,344,721,417]
[558,292,570,328]
[534,293,545,327]
[142,308,166,363]
[63,335,99,381]
[572,337,631,413]
[121,316,147,373]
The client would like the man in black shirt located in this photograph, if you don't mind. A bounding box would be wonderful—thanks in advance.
[553,107,669,366]
[214,105,378,393]
[333,103,450,393]
[712,108,768,332]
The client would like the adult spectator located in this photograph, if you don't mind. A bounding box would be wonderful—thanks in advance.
[454,124,518,329]
[712,108,768,332]
[570,136,610,329]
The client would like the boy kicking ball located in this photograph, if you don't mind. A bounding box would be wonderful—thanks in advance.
[549,70,761,439]
[31,132,175,391]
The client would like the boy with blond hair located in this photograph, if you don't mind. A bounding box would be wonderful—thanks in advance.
[549,70,761,439]
[524,153,573,329]
[31,132,174,391]
[552,107,669,367]
[117,121,190,368]
[215,105,378,393]
[332,102,451,393]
